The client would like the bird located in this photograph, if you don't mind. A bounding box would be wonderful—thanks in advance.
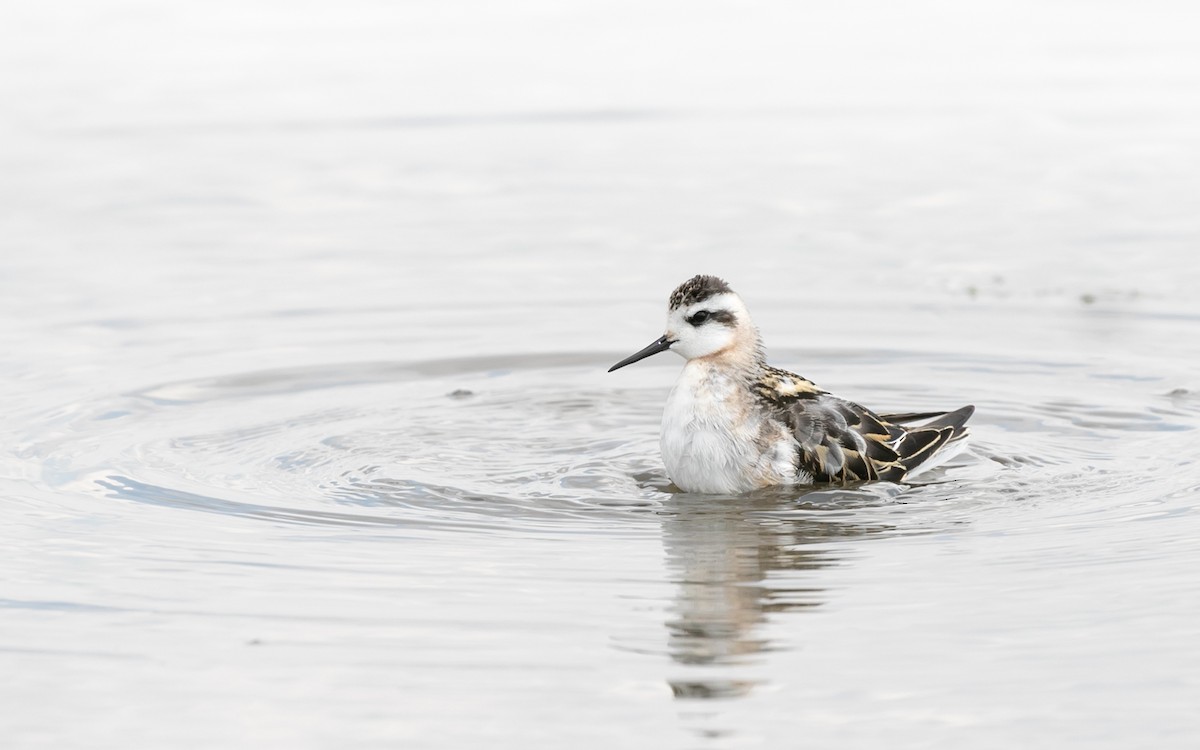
[608,274,974,494]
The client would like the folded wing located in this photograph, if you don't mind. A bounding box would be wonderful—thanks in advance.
[755,367,973,483]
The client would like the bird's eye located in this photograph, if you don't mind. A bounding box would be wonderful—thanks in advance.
[688,310,710,325]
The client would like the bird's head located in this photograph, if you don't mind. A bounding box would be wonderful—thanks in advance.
[608,275,761,372]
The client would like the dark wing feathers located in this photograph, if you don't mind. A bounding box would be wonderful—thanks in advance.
[876,410,951,424]
[755,369,973,484]
[775,393,907,484]
[910,405,974,432]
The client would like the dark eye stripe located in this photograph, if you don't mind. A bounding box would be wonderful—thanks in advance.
[688,309,736,326]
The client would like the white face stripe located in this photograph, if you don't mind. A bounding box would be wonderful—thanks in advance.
[665,292,753,360]
[679,292,739,317]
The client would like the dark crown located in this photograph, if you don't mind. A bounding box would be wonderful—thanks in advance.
[668,275,732,309]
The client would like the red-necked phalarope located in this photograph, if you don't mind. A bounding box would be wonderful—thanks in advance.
[609,275,974,493]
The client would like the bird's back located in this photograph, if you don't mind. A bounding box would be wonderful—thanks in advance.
[754,365,974,484]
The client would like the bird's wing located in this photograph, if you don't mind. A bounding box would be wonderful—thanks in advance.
[876,410,951,424]
[754,367,972,483]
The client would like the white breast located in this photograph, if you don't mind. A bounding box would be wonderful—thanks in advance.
[660,363,798,493]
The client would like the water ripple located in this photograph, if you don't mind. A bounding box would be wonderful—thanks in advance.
[17,349,1200,538]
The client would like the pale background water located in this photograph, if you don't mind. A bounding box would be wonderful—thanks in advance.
[3,1,1200,748]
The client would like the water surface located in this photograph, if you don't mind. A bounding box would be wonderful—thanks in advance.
[3,2,1200,748]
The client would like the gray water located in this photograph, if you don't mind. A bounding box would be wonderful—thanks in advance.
[4,2,1200,748]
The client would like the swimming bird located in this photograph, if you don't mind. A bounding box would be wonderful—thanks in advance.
[609,275,974,494]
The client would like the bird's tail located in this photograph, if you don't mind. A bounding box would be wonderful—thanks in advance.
[894,405,975,478]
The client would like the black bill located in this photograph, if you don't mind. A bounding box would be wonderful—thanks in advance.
[608,335,674,372]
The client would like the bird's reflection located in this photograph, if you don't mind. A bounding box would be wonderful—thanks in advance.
[658,486,897,700]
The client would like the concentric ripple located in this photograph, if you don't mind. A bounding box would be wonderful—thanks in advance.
[18,348,1199,535]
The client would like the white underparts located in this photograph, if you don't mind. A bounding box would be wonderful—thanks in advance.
[660,360,798,493]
